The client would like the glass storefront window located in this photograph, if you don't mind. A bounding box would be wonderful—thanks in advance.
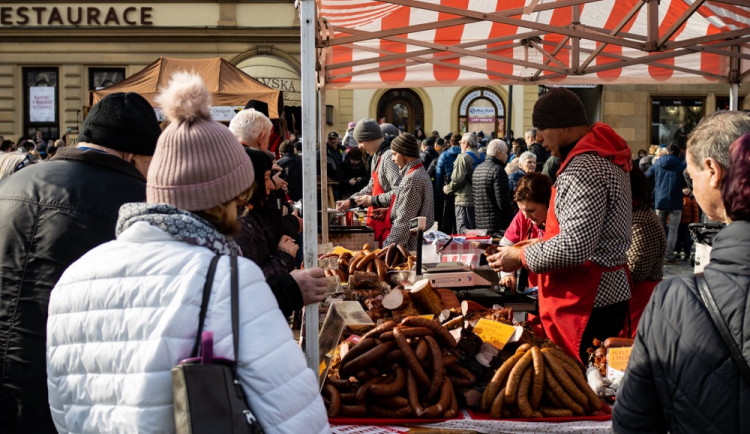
[651,97,704,148]
[23,67,59,141]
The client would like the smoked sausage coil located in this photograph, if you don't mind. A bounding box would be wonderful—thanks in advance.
[369,366,406,397]
[340,341,393,377]
[424,335,444,401]
[361,320,397,340]
[340,338,377,368]
[480,352,523,412]
[401,317,457,348]
[393,327,431,388]
[323,384,341,417]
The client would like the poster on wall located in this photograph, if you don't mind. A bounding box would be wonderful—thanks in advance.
[30,87,55,122]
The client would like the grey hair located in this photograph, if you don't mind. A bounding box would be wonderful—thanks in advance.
[487,139,507,158]
[525,128,537,140]
[0,153,28,181]
[229,109,272,145]
[687,111,750,170]
[519,151,537,165]
[461,132,477,148]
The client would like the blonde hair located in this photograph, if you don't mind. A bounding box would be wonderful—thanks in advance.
[0,153,30,180]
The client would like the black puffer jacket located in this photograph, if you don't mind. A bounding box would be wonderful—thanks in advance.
[613,220,750,433]
[471,156,513,234]
[0,148,147,433]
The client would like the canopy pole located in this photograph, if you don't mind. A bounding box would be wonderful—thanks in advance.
[730,83,739,111]
[299,0,320,374]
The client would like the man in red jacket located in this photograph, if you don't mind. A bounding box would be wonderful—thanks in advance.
[488,88,632,362]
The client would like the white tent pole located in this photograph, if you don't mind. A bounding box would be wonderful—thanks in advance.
[730,83,739,111]
[299,0,320,374]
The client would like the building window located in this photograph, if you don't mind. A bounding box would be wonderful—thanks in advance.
[651,97,704,148]
[23,67,59,141]
[457,88,505,137]
[377,89,423,134]
[716,96,745,112]
[88,68,125,105]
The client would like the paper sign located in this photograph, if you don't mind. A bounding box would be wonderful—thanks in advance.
[418,314,435,320]
[606,346,633,380]
[472,318,517,349]
[30,87,55,122]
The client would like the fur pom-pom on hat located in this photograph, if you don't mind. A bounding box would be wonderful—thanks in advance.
[147,72,254,211]
[155,71,212,124]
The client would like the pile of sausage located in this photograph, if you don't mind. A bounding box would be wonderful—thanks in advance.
[322,243,414,283]
[322,316,475,419]
[479,344,603,419]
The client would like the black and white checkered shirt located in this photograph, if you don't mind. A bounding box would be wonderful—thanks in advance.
[627,205,665,283]
[384,159,435,251]
[351,149,402,208]
[524,153,632,308]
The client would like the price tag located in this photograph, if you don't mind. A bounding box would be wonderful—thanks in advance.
[419,314,435,320]
[606,346,633,380]
[319,360,327,377]
[472,318,517,350]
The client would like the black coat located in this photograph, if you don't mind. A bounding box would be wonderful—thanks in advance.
[471,156,513,234]
[277,151,303,202]
[613,220,750,434]
[0,147,147,433]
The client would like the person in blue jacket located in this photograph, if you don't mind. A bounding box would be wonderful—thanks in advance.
[435,132,462,233]
[646,143,687,262]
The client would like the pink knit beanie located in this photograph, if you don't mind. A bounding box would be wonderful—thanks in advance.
[147,72,254,211]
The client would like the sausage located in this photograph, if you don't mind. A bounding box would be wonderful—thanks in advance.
[341,341,394,376]
[393,327,431,388]
[543,347,584,376]
[401,317,457,348]
[362,243,372,252]
[333,268,347,283]
[515,367,534,418]
[515,343,532,355]
[424,335,444,401]
[414,339,429,361]
[375,257,388,282]
[355,375,385,402]
[442,355,458,367]
[447,364,476,387]
[323,384,341,417]
[384,243,396,268]
[339,391,357,403]
[357,251,377,270]
[373,395,410,408]
[384,349,404,363]
[489,386,506,418]
[541,352,588,409]
[326,376,356,391]
[540,406,574,418]
[397,244,411,263]
[480,352,523,412]
[418,378,452,418]
[530,346,545,410]
[504,350,533,404]
[368,404,412,418]
[603,337,634,348]
[340,338,377,368]
[348,252,365,274]
[369,366,406,396]
[380,326,434,341]
[444,379,459,418]
[338,404,368,417]
[557,355,603,411]
[543,364,585,416]
[406,369,426,417]
[361,320,397,340]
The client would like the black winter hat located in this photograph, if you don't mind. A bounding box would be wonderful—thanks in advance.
[79,92,161,156]
[390,133,420,158]
[532,88,589,130]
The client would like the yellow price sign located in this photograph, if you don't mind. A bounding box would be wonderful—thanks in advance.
[607,347,632,372]
[418,314,435,320]
[319,360,327,377]
[472,318,517,350]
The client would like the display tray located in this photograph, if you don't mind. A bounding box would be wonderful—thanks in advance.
[467,403,611,423]
[329,411,464,425]
[329,225,374,233]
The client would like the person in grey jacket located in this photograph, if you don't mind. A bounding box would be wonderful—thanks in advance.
[443,132,482,233]
[613,112,750,434]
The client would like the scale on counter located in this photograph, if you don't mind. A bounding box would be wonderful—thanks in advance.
[422,261,494,288]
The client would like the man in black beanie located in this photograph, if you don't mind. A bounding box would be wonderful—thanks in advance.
[488,87,634,364]
[383,133,434,251]
[0,92,161,433]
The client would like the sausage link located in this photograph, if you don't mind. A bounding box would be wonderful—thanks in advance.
[355,375,385,403]
[369,366,407,397]
[401,317,457,348]
[543,364,585,416]
[340,341,393,376]
[515,343,532,355]
[338,404,368,417]
[540,406,574,418]
[418,378,452,418]
[530,346,545,410]
[361,320,397,340]
[340,338,377,368]
[504,350,533,404]
[489,387,506,418]
[515,368,534,418]
[414,339,429,361]
[393,327,431,388]
[323,384,341,417]
[424,335,444,401]
[368,404,412,418]
[480,352,523,412]
[541,352,588,409]
[380,327,434,341]
[446,364,476,387]
[373,395,410,408]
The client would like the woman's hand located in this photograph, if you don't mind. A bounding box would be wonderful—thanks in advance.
[353,195,372,207]
[278,235,299,256]
[499,274,517,290]
[487,246,523,273]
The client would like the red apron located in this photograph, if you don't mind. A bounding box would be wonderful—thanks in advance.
[382,163,423,245]
[368,153,393,245]
[536,189,627,362]
[620,279,660,338]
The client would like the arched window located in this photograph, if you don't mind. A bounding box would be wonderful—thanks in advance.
[377,89,424,134]
[457,88,505,137]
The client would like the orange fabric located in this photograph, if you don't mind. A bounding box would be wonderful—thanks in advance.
[368,153,392,246]
[558,122,632,175]
[681,196,700,224]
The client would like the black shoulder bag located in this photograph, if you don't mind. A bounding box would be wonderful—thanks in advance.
[172,255,264,433]
[695,272,750,384]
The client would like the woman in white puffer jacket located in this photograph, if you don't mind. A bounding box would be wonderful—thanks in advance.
[45,72,329,434]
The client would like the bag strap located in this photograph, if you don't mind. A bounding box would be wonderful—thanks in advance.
[230,255,241,380]
[695,272,750,384]
[190,254,221,357]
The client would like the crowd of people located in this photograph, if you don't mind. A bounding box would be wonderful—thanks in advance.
[0,71,748,433]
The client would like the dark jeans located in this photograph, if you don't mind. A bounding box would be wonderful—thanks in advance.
[579,300,629,363]
[674,222,692,259]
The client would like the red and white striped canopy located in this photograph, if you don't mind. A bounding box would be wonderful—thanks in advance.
[316,0,750,88]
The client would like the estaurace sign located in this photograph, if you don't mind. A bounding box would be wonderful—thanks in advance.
[0,5,154,26]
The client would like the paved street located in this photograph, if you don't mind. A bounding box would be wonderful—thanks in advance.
[663,259,695,279]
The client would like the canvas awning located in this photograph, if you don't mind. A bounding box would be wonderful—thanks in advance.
[91,57,284,119]
[316,0,749,89]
